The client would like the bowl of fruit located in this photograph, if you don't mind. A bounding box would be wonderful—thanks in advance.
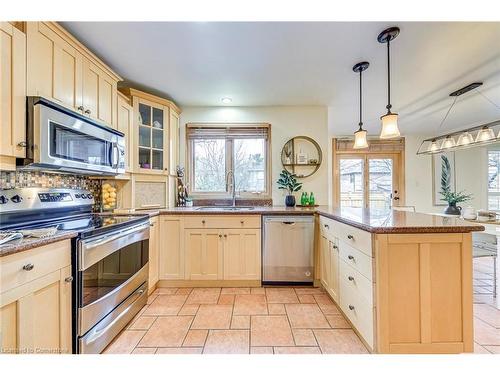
[101,182,117,211]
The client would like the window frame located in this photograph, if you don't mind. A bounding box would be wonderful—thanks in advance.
[186,123,272,200]
[487,148,500,211]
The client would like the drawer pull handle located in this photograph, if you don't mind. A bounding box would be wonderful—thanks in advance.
[224,234,227,238]
[65,276,74,283]
[332,244,338,249]
[219,234,222,238]
[202,220,206,224]
[347,234,354,240]
[22,263,34,271]
[77,105,84,111]
[348,276,355,281]
[150,224,154,227]
[348,304,355,311]
[84,109,91,115]
[240,220,244,224]
[347,255,355,261]
[324,224,329,229]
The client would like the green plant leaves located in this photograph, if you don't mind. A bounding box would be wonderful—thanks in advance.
[276,169,302,194]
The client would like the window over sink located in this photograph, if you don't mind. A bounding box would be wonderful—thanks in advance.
[187,124,271,199]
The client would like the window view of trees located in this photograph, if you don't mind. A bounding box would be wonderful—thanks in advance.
[192,138,266,194]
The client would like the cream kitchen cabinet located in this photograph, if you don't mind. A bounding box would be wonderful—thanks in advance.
[168,109,180,175]
[0,240,72,354]
[148,217,159,293]
[319,232,339,303]
[184,229,223,280]
[0,22,26,170]
[223,229,261,280]
[117,92,134,173]
[26,22,121,128]
[159,216,185,280]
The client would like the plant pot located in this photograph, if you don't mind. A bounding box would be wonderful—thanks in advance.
[444,203,462,216]
[285,195,296,207]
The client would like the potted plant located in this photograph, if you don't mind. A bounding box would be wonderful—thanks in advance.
[440,190,473,215]
[277,169,302,207]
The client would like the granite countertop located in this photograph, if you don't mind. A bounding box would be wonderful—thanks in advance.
[0,230,78,257]
[152,205,485,234]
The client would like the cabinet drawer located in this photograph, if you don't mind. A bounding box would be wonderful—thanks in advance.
[339,259,373,305]
[331,220,372,257]
[0,240,71,294]
[183,215,261,229]
[339,241,373,280]
[340,276,374,349]
[319,216,335,239]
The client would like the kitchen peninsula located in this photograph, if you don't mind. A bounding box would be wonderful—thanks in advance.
[125,206,484,354]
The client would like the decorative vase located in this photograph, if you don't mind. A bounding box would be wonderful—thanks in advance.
[285,195,296,207]
[444,202,462,216]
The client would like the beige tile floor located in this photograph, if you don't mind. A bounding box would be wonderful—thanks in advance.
[104,258,499,354]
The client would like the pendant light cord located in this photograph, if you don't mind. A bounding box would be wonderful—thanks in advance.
[478,90,500,111]
[386,39,391,112]
[359,68,363,129]
[438,95,458,130]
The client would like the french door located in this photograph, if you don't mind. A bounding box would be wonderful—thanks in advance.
[336,153,402,209]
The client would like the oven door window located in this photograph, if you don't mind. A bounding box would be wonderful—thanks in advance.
[50,122,113,167]
[81,239,149,307]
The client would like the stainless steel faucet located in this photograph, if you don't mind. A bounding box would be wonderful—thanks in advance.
[226,170,236,206]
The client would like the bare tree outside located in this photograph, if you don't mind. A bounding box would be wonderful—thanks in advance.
[193,139,226,192]
[488,150,500,210]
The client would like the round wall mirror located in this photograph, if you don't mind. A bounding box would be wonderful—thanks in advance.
[280,136,322,178]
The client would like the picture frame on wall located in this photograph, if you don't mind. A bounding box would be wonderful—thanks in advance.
[432,151,456,206]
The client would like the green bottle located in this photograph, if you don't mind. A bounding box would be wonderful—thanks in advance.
[303,192,309,206]
[309,192,315,206]
[300,192,305,206]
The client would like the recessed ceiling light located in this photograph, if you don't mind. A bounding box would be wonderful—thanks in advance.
[221,97,232,104]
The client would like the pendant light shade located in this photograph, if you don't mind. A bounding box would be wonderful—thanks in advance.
[440,136,456,149]
[352,61,370,149]
[476,126,496,143]
[380,112,400,139]
[427,139,441,153]
[378,27,401,139]
[457,132,474,146]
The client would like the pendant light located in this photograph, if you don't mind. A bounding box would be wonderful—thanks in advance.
[378,27,401,139]
[352,61,370,149]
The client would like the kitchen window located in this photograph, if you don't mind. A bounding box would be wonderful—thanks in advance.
[487,149,500,210]
[187,124,271,198]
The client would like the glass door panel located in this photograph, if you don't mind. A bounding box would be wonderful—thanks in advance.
[339,158,364,208]
[152,108,164,129]
[139,126,151,148]
[138,103,151,126]
[368,158,393,209]
[152,128,164,149]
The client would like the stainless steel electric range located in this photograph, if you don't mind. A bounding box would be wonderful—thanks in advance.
[0,187,150,354]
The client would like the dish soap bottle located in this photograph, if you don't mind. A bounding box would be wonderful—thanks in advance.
[309,192,315,206]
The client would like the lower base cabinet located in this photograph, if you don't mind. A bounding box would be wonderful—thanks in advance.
[185,229,223,280]
[148,216,159,292]
[319,233,339,303]
[0,241,72,354]
[223,229,261,280]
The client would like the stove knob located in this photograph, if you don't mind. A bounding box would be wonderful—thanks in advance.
[87,194,93,199]
[0,195,8,204]
[11,195,23,203]
[75,194,81,199]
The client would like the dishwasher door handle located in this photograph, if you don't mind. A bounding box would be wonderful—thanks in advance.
[282,221,296,225]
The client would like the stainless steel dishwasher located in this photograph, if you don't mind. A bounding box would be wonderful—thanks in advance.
[262,215,315,284]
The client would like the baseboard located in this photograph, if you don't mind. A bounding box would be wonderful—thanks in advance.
[157,279,262,288]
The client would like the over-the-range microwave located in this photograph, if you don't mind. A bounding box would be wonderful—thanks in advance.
[18,97,125,175]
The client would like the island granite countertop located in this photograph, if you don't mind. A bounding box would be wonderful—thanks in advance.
[0,230,78,257]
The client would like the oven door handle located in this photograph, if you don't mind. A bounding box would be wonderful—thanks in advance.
[79,221,150,270]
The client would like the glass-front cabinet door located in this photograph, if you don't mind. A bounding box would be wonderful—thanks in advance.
[136,99,169,174]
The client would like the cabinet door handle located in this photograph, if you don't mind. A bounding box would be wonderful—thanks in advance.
[22,263,34,271]
[240,220,244,224]
[84,109,91,115]
[324,224,329,229]
[202,220,206,224]
[77,105,84,112]
[224,234,227,238]
[347,255,355,261]
[348,304,355,311]
[17,141,27,147]
[347,234,354,240]
[332,244,338,249]
[348,276,354,281]
[65,276,74,283]
[218,234,222,238]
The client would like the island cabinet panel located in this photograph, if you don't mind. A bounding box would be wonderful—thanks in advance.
[159,217,184,280]
[375,233,473,354]
[223,229,261,280]
[185,229,223,281]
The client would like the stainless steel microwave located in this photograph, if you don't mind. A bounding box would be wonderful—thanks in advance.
[19,97,125,175]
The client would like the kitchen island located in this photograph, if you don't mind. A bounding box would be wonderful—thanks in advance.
[124,206,484,354]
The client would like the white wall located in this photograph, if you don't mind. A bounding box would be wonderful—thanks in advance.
[179,106,329,205]
[405,135,488,213]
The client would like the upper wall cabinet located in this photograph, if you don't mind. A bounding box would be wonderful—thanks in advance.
[0,22,26,170]
[117,92,134,173]
[120,88,181,175]
[26,22,121,129]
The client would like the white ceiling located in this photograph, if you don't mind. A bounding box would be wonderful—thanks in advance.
[62,22,500,135]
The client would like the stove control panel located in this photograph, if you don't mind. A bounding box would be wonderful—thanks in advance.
[0,188,95,213]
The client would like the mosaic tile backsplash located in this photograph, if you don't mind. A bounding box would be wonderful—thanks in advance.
[0,170,102,211]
